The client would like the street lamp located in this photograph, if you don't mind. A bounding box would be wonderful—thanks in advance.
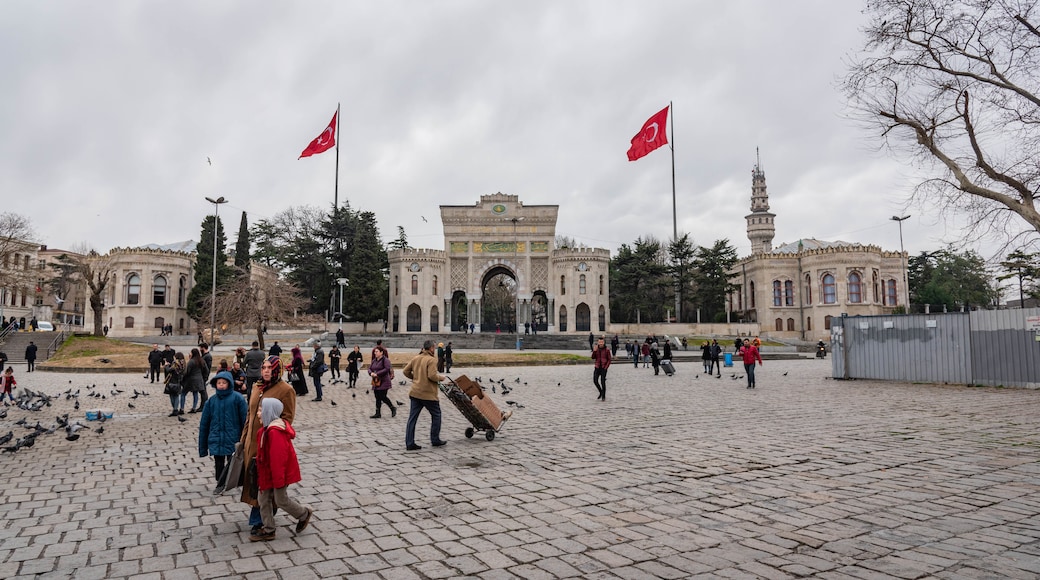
[336,278,348,328]
[205,196,228,344]
[511,216,525,344]
[891,215,910,312]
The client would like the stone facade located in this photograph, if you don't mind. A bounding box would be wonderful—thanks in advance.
[729,161,906,340]
[387,193,610,333]
[100,247,197,337]
[0,241,41,329]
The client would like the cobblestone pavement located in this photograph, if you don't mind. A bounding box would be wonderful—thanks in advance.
[2,357,1040,579]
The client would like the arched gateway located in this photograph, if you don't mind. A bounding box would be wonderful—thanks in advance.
[387,193,610,333]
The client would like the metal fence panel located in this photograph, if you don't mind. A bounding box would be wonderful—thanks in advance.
[969,309,1040,388]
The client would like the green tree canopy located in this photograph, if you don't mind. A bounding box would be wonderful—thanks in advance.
[692,239,739,323]
[909,248,996,311]
[187,214,234,322]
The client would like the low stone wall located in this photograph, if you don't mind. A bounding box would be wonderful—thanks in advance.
[608,322,761,338]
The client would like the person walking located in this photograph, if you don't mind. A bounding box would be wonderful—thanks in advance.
[243,341,265,396]
[710,339,722,377]
[234,347,247,368]
[335,328,345,348]
[346,345,363,389]
[184,348,208,413]
[289,347,308,397]
[250,397,312,542]
[662,340,673,362]
[328,345,342,381]
[147,344,163,383]
[2,366,16,405]
[739,338,763,389]
[240,356,297,537]
[700,341,712,374]
[650,341,661,376]
[308,342,326,402]
[199,343,213,411]
[588,332,595,351]
[640,341,650,368]
[592,336,611,401]
[444,342,453,373]
[166,352,186,416]
[162,345,175,380]
[402,340,447,451]
[436,343,445,373]
[268,341,282,358]
[610,335,619,357]
[367,347,395,418]
[24,341,37,373]
[198,370,248,491]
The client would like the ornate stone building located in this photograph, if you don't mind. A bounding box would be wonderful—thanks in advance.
[101,246,197,337]
[729,160,906,340]
[387,193,611,333]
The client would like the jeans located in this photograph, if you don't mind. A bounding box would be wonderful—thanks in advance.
[405,397,442,447]
[168,393,180,411]
[592,368,608,400]
[745,363,757,387]
[312,374,323,399]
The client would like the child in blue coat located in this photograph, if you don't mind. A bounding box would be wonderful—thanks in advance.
[199,370,248,489]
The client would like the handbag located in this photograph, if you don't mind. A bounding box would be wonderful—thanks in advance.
[287,370,302,383]
[246,458,259,498]
[163,381,182,396]
[371,375,381,388]
[217,441,244,494]
[320,363,329,374]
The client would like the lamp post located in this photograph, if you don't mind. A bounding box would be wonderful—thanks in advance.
[511,216,525,346]
[205,196,227,344]
[891,214,910,312]
[336,278,348,328]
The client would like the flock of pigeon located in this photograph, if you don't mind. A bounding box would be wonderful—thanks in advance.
[467,376,527,409]
[0,380,149,453]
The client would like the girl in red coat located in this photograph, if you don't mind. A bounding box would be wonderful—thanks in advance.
[250,397,312,542]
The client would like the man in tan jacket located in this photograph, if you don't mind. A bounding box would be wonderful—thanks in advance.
[402,340,447,450]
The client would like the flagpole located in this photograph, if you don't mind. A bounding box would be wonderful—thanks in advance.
[334,102,341,209]
[670,100,680,324]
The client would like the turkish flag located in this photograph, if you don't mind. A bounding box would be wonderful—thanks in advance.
[299,111,338,159]
[627,106,669,161]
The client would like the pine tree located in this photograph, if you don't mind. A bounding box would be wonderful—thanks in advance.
[345,211,389,330]
[234,211,251,272]
[187,215,233,322]
[387,226,410,251]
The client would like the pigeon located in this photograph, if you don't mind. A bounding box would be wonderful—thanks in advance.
[505,400,516,406]
[351,393,355,399]
[0,409,6,419]
[515,403,525,409]
[395,401,404,406]
[515,378,521,383]
[421,216,428,223]
[491,385,496,393]
[557,382,561,386]
[365,390,369,395]
[74,401,80,410]
[177,416,187,423]
[695,375,699,379]
[330,400,337,406]
[782,371,789,376]
[65,433,80,442]
[128,403,135,409]
[95,426,104,434]
[0,431,12,445]
[207,156,212,166]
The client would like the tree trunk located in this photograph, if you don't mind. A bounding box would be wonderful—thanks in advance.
[90,295,105,337]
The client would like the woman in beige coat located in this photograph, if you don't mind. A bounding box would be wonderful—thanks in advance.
[240,355,297,535]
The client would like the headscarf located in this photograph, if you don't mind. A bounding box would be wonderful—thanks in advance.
[260,354,282,388]
[291,347,303,366]
[261,397,283,427]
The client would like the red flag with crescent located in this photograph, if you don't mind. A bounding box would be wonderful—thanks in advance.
[627,105,669,161]
[299,111,338,159]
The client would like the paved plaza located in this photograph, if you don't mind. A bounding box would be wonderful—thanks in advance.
[2,356,1040,579]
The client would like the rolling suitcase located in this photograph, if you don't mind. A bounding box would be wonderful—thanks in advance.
[661,359,676,376]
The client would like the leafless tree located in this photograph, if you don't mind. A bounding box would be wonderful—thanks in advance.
[205,268,307,350]
[0,212,39,295]
[843,0,1040,249]
[78,248,114,337]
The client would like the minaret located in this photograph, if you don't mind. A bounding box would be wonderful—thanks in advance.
[746,148,775,253]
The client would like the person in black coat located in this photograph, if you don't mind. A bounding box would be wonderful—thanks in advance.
[147,344,164,383]
[24,342,37,372]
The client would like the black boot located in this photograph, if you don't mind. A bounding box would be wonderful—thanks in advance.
[370,411,381,419]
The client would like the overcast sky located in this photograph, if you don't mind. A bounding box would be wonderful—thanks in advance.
[1,1,1022,264]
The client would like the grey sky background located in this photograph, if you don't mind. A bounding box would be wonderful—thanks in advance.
[0,1,1017,263]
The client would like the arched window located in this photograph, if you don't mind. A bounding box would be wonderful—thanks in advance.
[559,305,568,332]
[411,275,418,295]
[575,303,591,331]
[154,317,165,330]
[124,316,135,329]
[772,281,782,306]
[599,275,604,295]
[406,304,421,331]
[430,305,439,332]
[178,276,187,307]
[598,305,606,331]
[152,275,167,306]
[560,275,566,295]
[824,315,832,330]
[750,281,756,307]
[848,272,862,304]
[432,275,438,296]
[775,318,783,331]
[579,274,587,295]
[872,271,879,303]
[806,316,812,331]
[787,318,795,331]
[784,280,794,306]
[804,273,812,305]
[126,274,141,305]
[392,305,400,332]
[822,274,836,304]
[886,279,898,306]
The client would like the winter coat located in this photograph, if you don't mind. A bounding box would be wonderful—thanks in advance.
[198,387,248,457]
[243,348,265,379]
[184,359,207,393]
[255,419,302,491]
[739,345,763,366]
[308,348,325,378]
[239,380,296,506]
[701,344,711,361]
[368,355,392,391]
[346,350,363,373]
[403,350,444,401]
[148,350,163,366]
[592,345,611,369]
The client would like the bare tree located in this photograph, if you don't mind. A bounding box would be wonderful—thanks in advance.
[205,268,307,350]
[80,249,114,337]
[0,212,39,294]
[843,0,1040,247]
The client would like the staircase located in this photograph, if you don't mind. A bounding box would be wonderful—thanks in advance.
[0,331,59,365]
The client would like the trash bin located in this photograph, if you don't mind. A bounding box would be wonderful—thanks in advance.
[516,337,523,351]
[724,352,733,367]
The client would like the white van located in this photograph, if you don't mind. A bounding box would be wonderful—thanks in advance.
[36,321,54,331]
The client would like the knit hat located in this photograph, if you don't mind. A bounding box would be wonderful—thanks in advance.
[210,370,235,389]
[261,397,283,427]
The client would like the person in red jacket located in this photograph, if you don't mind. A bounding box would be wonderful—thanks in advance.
[250,398,312,542]
[739,338,763,389]
[592,336,612,401]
